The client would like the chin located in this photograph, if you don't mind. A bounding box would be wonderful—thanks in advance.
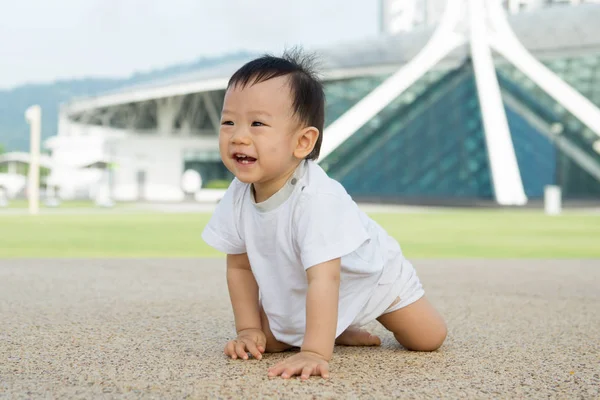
[232,170,259,184]
[235,175,257,184]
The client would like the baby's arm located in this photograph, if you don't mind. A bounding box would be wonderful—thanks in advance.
[302,258,341,360]
[267,258,340,379]
[223,253,265,360]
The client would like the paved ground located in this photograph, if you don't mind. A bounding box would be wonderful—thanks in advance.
[1,259,598,399]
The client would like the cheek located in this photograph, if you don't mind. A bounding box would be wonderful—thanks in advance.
[218,135,229,156]
[265,134,294,155]
[266,142,292,161]
[219,131,229,146]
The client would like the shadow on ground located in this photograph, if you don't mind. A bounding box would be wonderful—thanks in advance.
[1,259,599,399]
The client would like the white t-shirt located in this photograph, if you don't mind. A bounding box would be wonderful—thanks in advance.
[202,160,404,347]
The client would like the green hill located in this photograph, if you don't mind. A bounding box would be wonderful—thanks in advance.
[0,51,254,152]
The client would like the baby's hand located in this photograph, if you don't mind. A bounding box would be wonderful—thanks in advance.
[267,351,330,380]
[224,328,266,360]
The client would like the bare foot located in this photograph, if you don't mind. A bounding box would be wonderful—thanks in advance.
[335,328,381,346]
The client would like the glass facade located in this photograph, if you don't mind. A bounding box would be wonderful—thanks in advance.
[191,53,600,201]
[324,75,389,126]
[498,58,600,198]
[322,64,494,201]
[505,106,557,198]
[316,53,600,202]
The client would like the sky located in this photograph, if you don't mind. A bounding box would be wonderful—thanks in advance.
[0,0,380,89]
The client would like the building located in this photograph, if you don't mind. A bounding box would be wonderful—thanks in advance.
[380,0,600,34]
[46,0,600,205]
[0,152,53,199]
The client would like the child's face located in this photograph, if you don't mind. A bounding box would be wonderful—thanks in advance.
[219,76,303,194]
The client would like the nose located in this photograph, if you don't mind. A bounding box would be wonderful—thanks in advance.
[230,127,251,145]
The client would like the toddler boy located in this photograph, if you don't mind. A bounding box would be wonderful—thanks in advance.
[202,49,447,380]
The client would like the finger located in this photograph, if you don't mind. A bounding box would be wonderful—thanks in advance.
[281,366,299,379]
[267,362,287,377]
[318,363,330,379]
[224,341,237,359]
[256,335,267,354]
[300,366,313,381]
[235,341,249,360]
[245,340,262,360]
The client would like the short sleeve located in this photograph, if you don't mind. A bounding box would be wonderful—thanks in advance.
[201,181,246,254]
[294,192,370,270]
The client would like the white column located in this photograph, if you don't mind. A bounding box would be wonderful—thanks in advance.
[469,0,526,205]
[179,94,202,136]
[202,93,222,132]
[25,105,41,215]
[156,97,183,136]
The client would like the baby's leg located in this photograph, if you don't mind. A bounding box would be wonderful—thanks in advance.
[376,296,447,351]
[259,306,294,353]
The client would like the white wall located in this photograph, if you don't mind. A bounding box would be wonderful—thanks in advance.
[109,135,218,202]
[46,131,108,199]
[47,119,220,202]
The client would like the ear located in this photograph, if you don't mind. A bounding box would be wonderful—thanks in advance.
[293,126,320,159]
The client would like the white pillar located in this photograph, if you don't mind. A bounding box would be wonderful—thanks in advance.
[25,105,41,215]
[202,93,223,132]
[0,187,7,207]
[156,97,182,136]
[544,186,562,216]
[469,0,526,205]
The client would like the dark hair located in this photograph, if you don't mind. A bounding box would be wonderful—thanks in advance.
[227,48,325,160]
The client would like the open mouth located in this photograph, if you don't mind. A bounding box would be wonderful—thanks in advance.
[234,153,257,165]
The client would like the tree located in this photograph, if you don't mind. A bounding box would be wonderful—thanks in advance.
[0,143,4,154]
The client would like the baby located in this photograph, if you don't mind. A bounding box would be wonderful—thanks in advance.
[202,49,447,380]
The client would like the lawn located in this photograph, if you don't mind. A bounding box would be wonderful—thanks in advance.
[1,209,599,259]
[3,200,124,209]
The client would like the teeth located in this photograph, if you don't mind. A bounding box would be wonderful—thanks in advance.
[237,154,247,158]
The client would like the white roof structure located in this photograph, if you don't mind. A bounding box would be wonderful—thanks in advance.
[0,152,53,169]
[60,4,600,117]
[47,2,600,205]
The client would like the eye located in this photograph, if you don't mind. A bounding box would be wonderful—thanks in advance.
[251,121,265,127]
[221,120,234,126]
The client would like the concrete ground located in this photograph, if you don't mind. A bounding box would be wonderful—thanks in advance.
[0,259,598,399]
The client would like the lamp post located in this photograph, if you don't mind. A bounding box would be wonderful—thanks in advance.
[25,105,41,215]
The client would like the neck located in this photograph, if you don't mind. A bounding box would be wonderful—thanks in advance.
[253,161,301,203]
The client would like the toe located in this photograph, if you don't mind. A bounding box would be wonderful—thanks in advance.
[369,333,382,346]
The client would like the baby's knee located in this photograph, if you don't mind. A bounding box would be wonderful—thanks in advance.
[397,323,447,352]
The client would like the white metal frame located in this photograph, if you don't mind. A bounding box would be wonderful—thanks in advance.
[63,65,438,116]
[486,0,600,137]
[468,0,526,205]
[54,0,600,206]
[319,0,600,205]
[502,89,600,182]
[318,0,467,161]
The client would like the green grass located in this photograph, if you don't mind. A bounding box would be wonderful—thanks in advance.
[4,200,125,209]
[0,210,598,259]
